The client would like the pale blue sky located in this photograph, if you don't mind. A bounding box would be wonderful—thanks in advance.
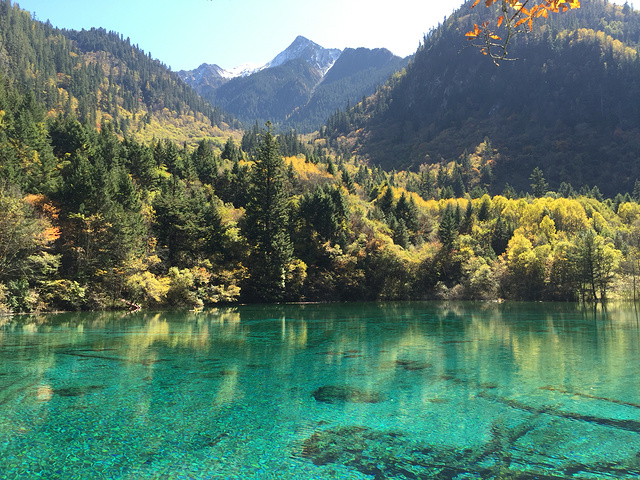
[14,0,466,71]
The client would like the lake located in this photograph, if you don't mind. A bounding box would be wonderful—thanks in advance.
[1,302,640,479]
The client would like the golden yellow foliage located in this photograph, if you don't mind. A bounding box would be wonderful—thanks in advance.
[285,156,332,182]
[617,202,640,225]
[558,28,638,63]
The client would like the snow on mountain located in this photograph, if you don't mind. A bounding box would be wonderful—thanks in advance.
[179,35,342,86]
[219,62,264,79]
[179,62,262,83]
[177,35,408,132]
[264,35,342,75]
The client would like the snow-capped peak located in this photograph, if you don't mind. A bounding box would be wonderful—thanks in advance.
[264,35,342,75]
[179,36,344,86]
[219,63,264,79]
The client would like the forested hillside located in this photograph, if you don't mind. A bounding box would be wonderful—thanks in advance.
[285,47,408,132]
[2,82,640,313]
[0,0,239,143]
[321,0,640,197]
[211,58,323,129]
[3,0,640,313]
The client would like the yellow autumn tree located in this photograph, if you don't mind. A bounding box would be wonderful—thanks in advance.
[466,0,581,63]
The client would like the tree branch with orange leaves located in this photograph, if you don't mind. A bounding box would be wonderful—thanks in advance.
[465,0,581,64]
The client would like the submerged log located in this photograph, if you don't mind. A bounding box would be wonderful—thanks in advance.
[478,391,640,433]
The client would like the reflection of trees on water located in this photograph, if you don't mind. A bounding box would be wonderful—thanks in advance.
[288,302,640,479]
[3,303,640,478]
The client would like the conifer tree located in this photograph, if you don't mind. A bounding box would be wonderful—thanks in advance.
[192,139,218,185]
[377,183,395,219]
[438,204,458,249]
[633,179,640,202]
[243,123,293,302]
[530,167,548,198]
[221,137,240,162]
[395,193,419,232]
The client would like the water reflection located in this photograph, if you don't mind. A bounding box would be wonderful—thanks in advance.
[1,302,640,478]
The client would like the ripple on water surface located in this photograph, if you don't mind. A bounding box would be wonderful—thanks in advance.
[1,302,640,479]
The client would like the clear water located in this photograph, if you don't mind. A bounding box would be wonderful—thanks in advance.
[2,302,640,479]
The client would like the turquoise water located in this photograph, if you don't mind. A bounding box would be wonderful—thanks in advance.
[2,302,640,479]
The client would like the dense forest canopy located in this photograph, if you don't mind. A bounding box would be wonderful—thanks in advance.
[0,0,240,143]
[320,0,640,197]
[466,0,582,63]
[1,0,640,312]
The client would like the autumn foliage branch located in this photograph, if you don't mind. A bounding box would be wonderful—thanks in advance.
[466,0,581,64]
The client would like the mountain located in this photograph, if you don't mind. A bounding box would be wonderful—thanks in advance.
[179,36,408,132]
[178,63,230,94]
[6,0,640,312]
[210,58,325,128]
[0,0,239,145]
[264,35,341,73]
[321,0,640,197]
[286,47,408,132]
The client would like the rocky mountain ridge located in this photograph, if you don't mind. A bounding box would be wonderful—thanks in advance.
[178,35,408,131]
[178,35,341,85]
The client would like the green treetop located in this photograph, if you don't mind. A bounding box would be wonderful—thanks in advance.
[242,123,293,302]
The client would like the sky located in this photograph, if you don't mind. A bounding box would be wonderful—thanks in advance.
[13,0,467,71]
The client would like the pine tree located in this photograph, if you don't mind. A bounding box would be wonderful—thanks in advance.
[395,193,419,232]
[192,139,218,185]
[419,169,436,199]
[377,183,395,219]
[221,137,240,162]
[633,179,640,202]
[491,215,511,256]
[438,204,458,250]
[341,169,356,195]
[530,167,548,198]
[243,123,293,302]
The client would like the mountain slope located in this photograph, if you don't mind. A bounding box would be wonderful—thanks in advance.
[213,58,324,126]
[286,47,409,132]
[178,63,230,97]
[322,0,640,196]
[180,36,408,132]
[0,0,239,144]
[264,35,341,73]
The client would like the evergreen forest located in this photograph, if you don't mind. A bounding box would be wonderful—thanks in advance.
[2,0,640,313]
[322,0,640,196]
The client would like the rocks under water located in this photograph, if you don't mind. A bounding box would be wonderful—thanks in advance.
[53,385,104,397]
[299,423,640,479]
[312,385,385,404]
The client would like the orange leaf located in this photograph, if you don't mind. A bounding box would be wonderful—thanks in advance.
[489,34,502,40]
[466,23,482,38]
[497,15,504,27]
[471,0,481,8]
[485,0,496,6]
[43,227,61,242]
[514,17,528,28]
